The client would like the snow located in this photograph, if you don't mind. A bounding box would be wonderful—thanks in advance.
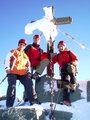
[25,6,58,42]
[71,99,90,120]
[0,80,90,120]
[0,89,3,97]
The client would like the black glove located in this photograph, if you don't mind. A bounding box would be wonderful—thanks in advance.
[32,72,40,80]
[27,72,32,79]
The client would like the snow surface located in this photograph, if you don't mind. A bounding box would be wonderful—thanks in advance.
[0,80,90,120]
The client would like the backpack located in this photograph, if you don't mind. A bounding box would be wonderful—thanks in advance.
[24,44,32,53]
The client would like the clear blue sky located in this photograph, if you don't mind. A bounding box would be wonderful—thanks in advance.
[0,0,90,97]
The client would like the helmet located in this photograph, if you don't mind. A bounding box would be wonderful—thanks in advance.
[18,39,27,45]
[33,34,40,39]
[57,40,66,48]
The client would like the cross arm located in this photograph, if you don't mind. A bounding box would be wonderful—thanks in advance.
[52,16,72,25]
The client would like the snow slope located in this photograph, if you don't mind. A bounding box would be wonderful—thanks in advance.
[0,78,90,120]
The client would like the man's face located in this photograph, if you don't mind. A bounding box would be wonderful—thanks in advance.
[18,43,26,50]
[58,44,66,51]
[33,38,40,44]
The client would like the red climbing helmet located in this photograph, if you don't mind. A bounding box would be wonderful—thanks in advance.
[58,40,66,48]
[18,39,27,45]
[33,34,40,39]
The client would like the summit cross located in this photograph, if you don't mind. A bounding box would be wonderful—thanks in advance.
[47,6,72,76]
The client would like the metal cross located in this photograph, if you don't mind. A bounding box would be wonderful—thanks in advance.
[47,6,72,76]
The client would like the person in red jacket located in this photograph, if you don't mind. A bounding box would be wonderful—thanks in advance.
[23,34,49,103]
[4,39,34,108]
[52,40,78,106]
[24,34,49,78]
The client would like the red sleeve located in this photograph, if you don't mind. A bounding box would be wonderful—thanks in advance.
[41,52,48,60]
[70,51,78,62]
[52,54,58,64]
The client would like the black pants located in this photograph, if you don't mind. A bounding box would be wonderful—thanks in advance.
[61,71,76,101]
[6,74,33,107]
[23,67,37,101]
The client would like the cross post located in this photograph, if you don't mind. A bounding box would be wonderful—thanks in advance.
[47,6,72,77]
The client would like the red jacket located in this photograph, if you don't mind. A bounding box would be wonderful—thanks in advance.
[52,50,78,69]
[24,43,48,67]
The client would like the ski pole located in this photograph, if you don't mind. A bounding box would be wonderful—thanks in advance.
[0,75,7,85]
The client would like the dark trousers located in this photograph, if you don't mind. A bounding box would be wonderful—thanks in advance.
[61,76,70,101]
[60,64,77,101]
[6,74,33,107]
[23,67,38,101]
[61,72,76,101]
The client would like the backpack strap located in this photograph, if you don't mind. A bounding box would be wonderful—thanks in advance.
[24,44,31,53]
[68,51,78,75]
[68,50,72,61]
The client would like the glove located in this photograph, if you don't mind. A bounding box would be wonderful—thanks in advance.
[5,69,11,74]
[32,72,40,80]
[67,63,76,74]
[27,72,32,79]
[27,72,40,80]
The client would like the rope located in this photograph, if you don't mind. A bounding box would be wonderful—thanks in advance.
[58,28,90,51]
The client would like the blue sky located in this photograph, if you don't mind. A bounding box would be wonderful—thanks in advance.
[0,0,90,96]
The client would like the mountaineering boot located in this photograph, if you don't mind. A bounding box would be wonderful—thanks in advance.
[60,100,71,106]
[63,100,71,106]
[24,98,28,102]
[33,93,41,104]
[33,98,41,104]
